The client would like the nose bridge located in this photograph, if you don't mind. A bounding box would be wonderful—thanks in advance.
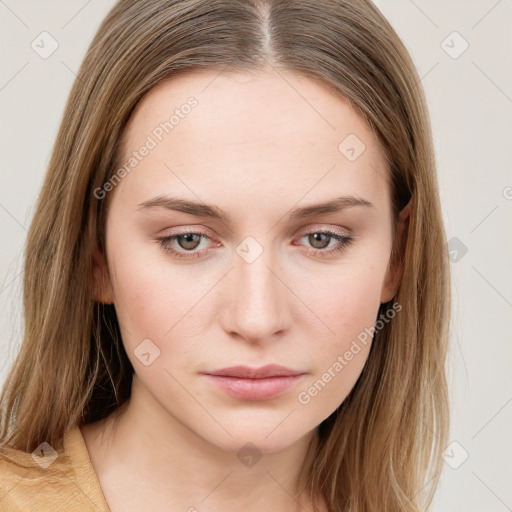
[225,236,288,342]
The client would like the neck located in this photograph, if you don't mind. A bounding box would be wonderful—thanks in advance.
[83,375,326,512]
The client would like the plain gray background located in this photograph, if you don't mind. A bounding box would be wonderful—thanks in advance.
[1,1,511,510]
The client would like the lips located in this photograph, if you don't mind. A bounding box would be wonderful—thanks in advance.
[203,364,304,379]
[202,364,306,400]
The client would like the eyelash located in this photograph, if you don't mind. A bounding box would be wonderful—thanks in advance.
[156,229,354,260]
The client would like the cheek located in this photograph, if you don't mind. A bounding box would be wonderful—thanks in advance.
[292,255,388,409]
[300,257,388,348]
[106,231,207,351]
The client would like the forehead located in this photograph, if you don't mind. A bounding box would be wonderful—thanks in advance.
[115,68,390,212]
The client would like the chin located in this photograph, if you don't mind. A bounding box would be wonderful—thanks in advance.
[195,416,315,455]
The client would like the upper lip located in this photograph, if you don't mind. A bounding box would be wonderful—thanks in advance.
[204,364,305,379]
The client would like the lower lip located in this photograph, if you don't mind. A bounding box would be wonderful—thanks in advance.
[204,374,305,401]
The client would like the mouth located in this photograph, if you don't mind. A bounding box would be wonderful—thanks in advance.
[201,364,306,401]
[204,364,305,379]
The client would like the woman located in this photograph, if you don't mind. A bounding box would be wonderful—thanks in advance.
[0,1,451,511]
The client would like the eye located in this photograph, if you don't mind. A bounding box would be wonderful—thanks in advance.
[296,229,354,257]
[156,228,354,260]
[156,230,218,260]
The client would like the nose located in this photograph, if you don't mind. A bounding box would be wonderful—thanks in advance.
[220,241,291,344]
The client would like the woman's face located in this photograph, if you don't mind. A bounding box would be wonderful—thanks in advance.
[96,68,404,453]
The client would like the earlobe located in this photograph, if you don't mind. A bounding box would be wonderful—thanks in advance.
[92,246,114,304]
[380,198,413,304]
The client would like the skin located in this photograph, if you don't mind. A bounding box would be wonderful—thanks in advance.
[82,67,410,512]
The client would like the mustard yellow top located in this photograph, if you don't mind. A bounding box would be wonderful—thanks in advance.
[0,426,110,511]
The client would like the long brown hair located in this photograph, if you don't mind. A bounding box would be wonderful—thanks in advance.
[0,1,450,510]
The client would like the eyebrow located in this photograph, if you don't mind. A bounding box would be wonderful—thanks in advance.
[137,194,374,223]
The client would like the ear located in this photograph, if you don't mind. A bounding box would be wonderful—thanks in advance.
[380,198,412,304]
[92,246,114,304]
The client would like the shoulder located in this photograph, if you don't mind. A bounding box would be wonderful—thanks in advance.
[0,437,69,511]
[0,426,108,512]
